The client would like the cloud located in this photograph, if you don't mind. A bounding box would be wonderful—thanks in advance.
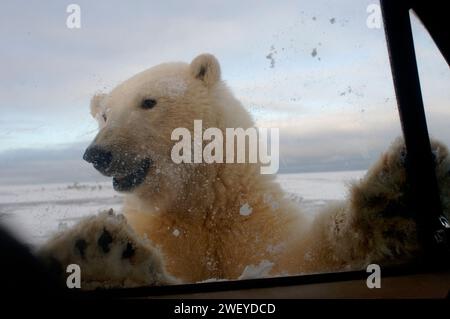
[1,0,449,183]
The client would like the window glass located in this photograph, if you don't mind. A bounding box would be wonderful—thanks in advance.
[410,11,450,147]
[0,1,414,286]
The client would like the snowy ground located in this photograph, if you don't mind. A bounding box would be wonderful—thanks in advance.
[0,170,366,248]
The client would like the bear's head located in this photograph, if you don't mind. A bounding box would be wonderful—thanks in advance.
[84,54,254,209]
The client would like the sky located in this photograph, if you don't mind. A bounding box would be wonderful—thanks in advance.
[0,0,449,185]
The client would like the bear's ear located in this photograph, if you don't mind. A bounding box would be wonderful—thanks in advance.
[190,53,221,87]
[90,93,107,118]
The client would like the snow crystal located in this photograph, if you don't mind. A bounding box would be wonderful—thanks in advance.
[239,203,253,216]
[238,260,274,280]
[265,45,277,68]
[197,278,227,283]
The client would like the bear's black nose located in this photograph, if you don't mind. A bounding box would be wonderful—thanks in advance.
[83,146,113,173]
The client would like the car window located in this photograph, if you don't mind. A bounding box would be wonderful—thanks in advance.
[1,0,443,288]
[410,11,450,147]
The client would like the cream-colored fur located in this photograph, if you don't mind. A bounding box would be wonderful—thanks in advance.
[39,210,177,288]
[39,54,450,288]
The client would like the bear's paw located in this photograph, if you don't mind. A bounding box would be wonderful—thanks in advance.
[38,210,178,289]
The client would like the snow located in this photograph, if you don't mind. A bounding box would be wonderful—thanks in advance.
[0,181,122,248]
[239,203,253,216]
[238,260,274,280]
[0,170,366,249]
[276,170,365,214]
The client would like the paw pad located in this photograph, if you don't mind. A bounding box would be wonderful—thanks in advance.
[97,228,113,253]
[75,239,88,258]
[121,242,135,259]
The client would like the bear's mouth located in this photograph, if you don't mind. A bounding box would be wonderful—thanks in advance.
[112,159,151,192]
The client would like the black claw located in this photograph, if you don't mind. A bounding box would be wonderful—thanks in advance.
[121,242,135,259]
[75,239,88,258]
[97,228,113,253]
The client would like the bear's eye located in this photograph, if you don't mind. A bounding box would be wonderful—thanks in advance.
[141,99,157,110]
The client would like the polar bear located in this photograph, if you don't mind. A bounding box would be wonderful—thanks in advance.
[39,54,450,288]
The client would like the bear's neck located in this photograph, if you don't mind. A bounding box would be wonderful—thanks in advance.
[123,163,288,282]
[128,163,269,221]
